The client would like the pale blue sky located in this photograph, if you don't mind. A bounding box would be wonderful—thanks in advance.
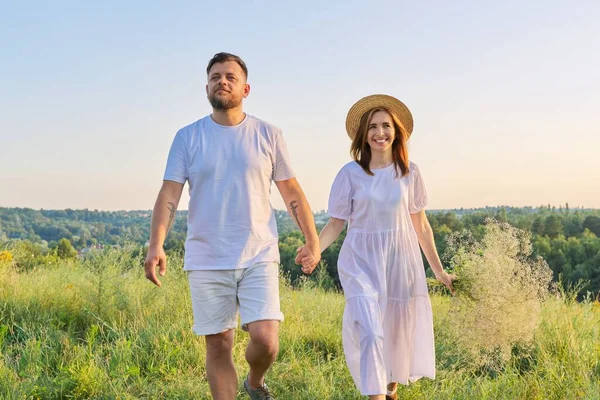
[1,1,599,211]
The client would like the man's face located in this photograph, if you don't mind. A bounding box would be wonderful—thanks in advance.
[206,61,250,110]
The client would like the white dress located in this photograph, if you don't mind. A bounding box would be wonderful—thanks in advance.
[328,161,435,395]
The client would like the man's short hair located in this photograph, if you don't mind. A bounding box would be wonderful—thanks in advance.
[206,52,248,79]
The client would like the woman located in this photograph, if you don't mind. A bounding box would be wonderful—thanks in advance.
[300,94,455,400]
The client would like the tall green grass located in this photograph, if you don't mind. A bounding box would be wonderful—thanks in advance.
[0,247,598,399]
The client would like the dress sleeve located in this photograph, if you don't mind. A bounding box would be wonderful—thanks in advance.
[327,167,352,220]
[409,162,428,214]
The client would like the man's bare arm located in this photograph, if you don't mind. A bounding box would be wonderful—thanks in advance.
[149,181,184,248]
[275,178,320,273]
[145,180,185,286]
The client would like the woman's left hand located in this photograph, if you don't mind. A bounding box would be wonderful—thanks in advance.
[435,271,457,295]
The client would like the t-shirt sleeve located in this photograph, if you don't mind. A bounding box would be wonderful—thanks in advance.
[327,167,352,220]
[163,131,188,184]
[409,162,428,214]
[272,131,296,181]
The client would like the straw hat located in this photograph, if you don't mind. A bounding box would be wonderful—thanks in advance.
[345,94,413,140]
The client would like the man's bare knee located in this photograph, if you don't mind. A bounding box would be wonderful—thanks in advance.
[205,330,234,358]
[248,321,279,355]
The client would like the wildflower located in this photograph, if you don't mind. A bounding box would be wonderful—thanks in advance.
[440,219,552,370]
[0,250,13,263]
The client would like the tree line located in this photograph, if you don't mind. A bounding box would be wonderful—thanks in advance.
[1,205,599,296]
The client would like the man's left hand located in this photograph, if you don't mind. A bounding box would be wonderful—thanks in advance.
[295,241,321,274]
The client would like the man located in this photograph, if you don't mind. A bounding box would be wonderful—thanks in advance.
[144,52,320,400]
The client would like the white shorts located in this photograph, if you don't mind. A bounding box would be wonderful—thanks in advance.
[187,262,284,336]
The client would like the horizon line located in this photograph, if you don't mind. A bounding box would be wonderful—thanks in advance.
[1,204,597,213]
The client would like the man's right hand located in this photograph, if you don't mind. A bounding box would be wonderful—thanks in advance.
[145,246,167,286]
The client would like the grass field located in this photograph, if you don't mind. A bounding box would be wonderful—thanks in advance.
[0,249,599,399]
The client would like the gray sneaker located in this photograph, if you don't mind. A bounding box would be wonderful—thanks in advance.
[243,375,274,400]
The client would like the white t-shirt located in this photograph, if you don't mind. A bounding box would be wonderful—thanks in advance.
[163,114,295,270]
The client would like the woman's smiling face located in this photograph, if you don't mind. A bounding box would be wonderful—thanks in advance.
[367,110,396,154]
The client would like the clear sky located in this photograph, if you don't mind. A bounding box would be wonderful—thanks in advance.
[1,1,599,211]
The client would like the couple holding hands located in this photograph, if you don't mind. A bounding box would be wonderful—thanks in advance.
[145,52,455,400]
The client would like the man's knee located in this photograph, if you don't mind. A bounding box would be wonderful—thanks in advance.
[248,321,279,355]
[205,330,234,358]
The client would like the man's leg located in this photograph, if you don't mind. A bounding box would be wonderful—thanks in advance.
[205,329,237,400]
[237,262,284,389]
[245,320,280,388]
[188,270,238,399]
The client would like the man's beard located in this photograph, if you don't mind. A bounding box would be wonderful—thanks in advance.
[208,92,242,110]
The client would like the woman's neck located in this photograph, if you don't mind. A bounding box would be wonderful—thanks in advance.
[369,151,393,169]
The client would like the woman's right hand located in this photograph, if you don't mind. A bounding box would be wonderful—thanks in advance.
[295,245,316,273]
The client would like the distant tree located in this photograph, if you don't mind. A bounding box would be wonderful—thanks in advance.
[583,216,600,237]
[544,215,563,238]
[531,217,544,235]
[438,212,463,232]
[278,231,305,283]
[56,238,77,259]
[495,207,508,222]
[164,238,184,253]
[563,213,584,237]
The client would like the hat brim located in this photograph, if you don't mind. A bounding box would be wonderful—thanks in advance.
[345,94,413,140]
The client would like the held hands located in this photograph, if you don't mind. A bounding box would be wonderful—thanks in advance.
[144,246,167,286]
[435,270,457,295]
[295,241,321,274]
